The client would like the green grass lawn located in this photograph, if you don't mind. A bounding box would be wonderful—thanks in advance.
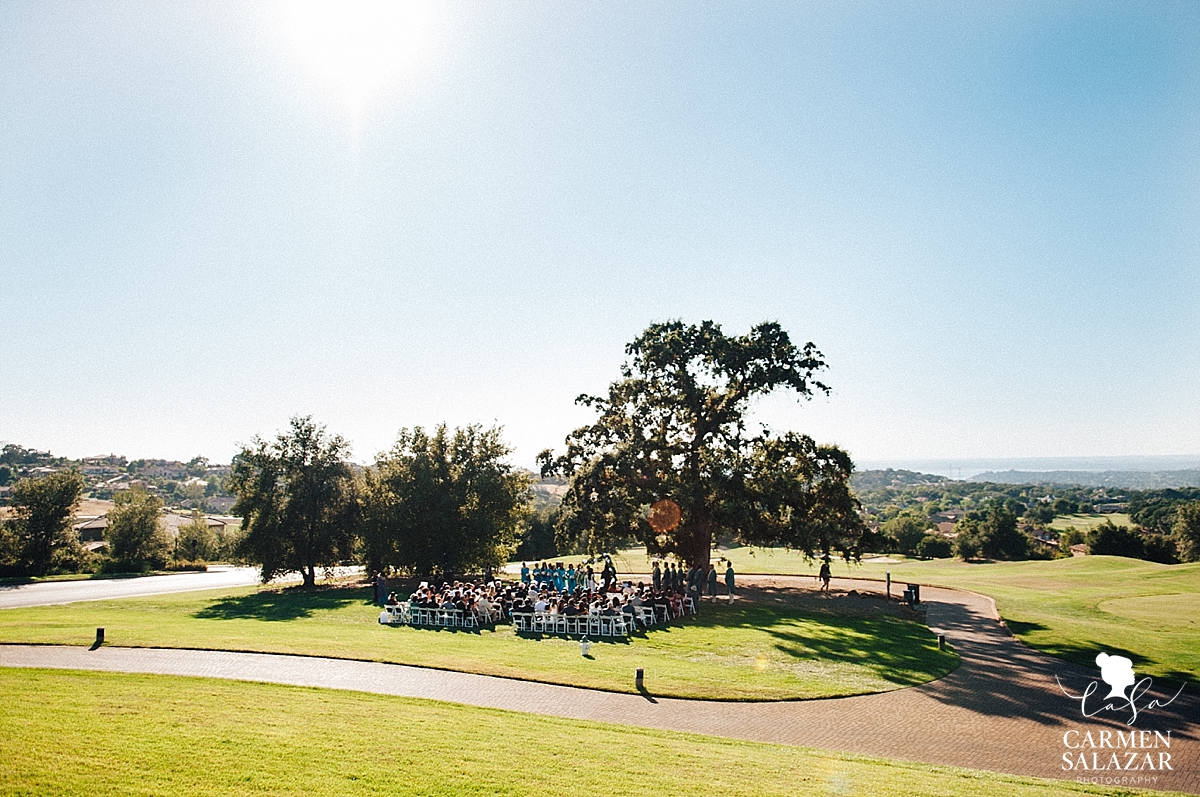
[1049,513,1134,532]
[0,584,955,700]
[582,548,1199,685]
[0,668,1182,797]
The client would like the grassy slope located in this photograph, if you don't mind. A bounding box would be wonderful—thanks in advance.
[0,585,956,701]
[639,549,1198,684]
[0,668,1183,797]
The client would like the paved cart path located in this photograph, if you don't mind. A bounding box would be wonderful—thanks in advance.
[2,576,1196,794]
[0,565,362,609]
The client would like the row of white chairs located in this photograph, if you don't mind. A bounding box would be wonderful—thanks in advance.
[512,611,637,637]
[380,598,698,635]
[379,605,497,628]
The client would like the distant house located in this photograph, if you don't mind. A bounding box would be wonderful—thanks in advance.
[163,512,228,539]
[1032,531,1059,548]
[935,521,957,536]
[929,509,966,525]
[73,515,108,542]
[1094,503,1128,514]
[1070,543,1088,557]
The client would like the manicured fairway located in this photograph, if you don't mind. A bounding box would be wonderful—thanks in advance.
[589,549,1199,685]
[0,585,955,700]
[0,668,1181,797]
[1048,513,1134,532]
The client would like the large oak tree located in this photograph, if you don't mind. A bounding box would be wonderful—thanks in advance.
[539,320,865,570]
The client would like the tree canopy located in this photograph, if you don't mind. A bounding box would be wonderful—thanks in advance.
[1173,502,1200,563]
[106,486,171,571]
[539,320,865,569]
[229,416,358,587]
[1,470,84,576]
[362,424,530,579]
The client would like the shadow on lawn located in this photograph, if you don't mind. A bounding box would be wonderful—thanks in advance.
[194,586,369,621]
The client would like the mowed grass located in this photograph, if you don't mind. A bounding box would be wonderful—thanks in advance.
[1049,513,1134,532]
[0,585,956,700]
[0,668,1181,797]
[591,548,1199,685]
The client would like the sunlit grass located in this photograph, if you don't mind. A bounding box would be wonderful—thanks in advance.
[0,584,955,700]
[571,548,1200,685]
[0,668,1179,797]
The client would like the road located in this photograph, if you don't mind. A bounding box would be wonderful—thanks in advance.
[0,567,272,609]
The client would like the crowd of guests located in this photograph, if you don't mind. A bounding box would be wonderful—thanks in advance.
[384,578,516,625]
[375,556,737,633]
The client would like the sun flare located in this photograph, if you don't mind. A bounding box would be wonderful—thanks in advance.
[278,0,438,120]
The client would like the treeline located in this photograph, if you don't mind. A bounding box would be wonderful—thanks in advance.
[0,471,236,577]
[0,419,540,581]
[230,417,532,587]
[859,470,1200,564]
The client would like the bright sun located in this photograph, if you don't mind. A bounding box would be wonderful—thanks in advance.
[278,0,438,121]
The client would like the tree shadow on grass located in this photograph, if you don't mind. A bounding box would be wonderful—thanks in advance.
[762,617,955,686]
[194,586,368,622]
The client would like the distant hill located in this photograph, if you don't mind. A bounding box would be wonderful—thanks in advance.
[851,469,955,491]
[968,469,1200,489]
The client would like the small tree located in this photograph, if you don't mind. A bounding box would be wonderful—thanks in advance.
[3,471,84,576]
[979,506,1028,560]
[915,534,952,559]
[1174,502,1200,563]
[882,514,928,555]
[176,509,216,562]
[362,425,530,579]
[953,522,982,560]
[106,487,171,571]
[229,416,358,588]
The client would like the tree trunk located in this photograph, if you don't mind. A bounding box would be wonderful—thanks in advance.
[678,513,714,573]
[302,565,316,589]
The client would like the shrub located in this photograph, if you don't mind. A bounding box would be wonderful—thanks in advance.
[915,535,952,559]
[1087,521,1144,559]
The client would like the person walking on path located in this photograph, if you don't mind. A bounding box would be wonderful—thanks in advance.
[706,564,718,601]
[818,558,832,593]
[724,563,735,597]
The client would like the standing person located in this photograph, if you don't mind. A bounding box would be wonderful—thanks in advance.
[602,558,617,591]
[374,572,387,606]
[706,564,718,601]
[585,564,595,591]
[725,562,736,597]
[652,561,662,591]
[818,557,832,593]
[520,562,530,585]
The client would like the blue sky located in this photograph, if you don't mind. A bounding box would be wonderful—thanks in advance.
[2,1,1198,468]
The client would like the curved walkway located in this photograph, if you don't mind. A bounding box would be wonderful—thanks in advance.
[2,575,1196,794]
